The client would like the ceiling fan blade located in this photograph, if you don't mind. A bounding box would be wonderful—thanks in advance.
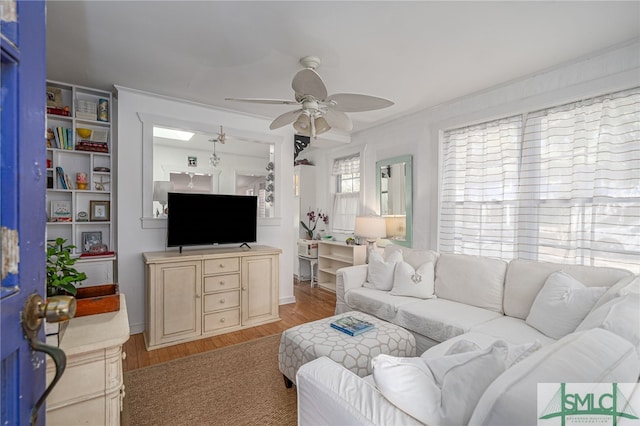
[292,69,328,101]
[324,109,353,131]
[269,109,303,130]
[325,93,394,112]
[225,97,299,106]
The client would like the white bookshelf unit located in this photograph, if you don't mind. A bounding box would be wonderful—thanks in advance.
[45,80,115,284]
[317,241,367,292]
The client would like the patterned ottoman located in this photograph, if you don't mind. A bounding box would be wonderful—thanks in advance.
[278,311,416,386]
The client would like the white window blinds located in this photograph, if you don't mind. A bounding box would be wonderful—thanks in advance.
[440,88,640,273]
[332,155,360,175]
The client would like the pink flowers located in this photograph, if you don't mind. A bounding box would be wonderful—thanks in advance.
[301,209,328,239]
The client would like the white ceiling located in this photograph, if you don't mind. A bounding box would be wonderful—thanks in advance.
[46,1,640,135]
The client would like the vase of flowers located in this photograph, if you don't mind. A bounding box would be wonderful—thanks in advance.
[300,209,328,240]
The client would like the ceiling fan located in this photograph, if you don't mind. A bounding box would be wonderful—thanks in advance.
[225,56,394,138]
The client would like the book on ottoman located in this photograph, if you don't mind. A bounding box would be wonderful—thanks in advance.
[330,316,375,336]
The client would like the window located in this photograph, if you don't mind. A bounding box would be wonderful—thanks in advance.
[440,88,640,273]
[332,155,360,233]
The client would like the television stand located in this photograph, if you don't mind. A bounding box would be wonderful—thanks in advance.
[240,242,251,249]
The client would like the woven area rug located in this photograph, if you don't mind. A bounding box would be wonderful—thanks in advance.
[122,334,297,426]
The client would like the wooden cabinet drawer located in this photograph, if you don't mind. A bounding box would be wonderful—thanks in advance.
[203,273,240,293]
[204,258,239,275]
[204,290,240,313]
[204,309,240,332]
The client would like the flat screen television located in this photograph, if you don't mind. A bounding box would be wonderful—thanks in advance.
[167,192,257,250]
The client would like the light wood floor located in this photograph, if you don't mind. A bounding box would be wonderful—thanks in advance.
[123,279,336,372]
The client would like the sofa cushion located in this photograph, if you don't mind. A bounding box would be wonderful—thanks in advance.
[372,341,509,426]
[470,316,556,346]
[344,288,417,322]
[394,299,502,343]
[590,274,639,312]
[435,253,507,313]
[503,259,631,320]
[365,250,403,291]
[468,328,640,426]
[576,292,640,353]
[390,261,435,299]
[525,271,606,339]
[384,244,438,270]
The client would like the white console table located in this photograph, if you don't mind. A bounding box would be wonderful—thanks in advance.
[46,294,130,426]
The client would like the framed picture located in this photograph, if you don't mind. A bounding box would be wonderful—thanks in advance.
[81,231,102,253]
[90,200,110,221]
[50,200,72,222]
[46,86,63,108]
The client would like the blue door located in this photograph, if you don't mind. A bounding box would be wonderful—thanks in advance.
[1,1,47,424]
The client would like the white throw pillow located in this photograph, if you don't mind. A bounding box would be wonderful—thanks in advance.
[364,250,402,291]
[390,261,435,299]
[372,341,509,425]
[590,274,639,312]
[526,271,607,339]
[576,292,640,353]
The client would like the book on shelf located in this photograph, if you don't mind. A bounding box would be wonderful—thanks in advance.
[55,166,67,189]
[76,140,109,153]
[330,316,375,336]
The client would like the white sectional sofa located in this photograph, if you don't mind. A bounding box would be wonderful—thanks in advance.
[297,244,640,425]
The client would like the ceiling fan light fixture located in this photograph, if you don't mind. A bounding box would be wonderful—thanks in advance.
[293,114,311,133]
[314,116,330,135]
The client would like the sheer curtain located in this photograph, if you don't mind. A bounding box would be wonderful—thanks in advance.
[440,88,640,272]
[332,155,360,233]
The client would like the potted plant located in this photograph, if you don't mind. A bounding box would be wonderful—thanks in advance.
[300,209,329,240]
[46,237,87,297]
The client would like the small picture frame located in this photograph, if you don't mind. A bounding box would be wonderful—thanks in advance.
[81,231,102,253]
[188,156,197,167]
[46,86,63,108]
[90,200,110,221]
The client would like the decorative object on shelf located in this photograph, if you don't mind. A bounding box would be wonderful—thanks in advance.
[355,216,387,250]
[188,156,197,167]
[76,211,89,222]
[153,180,174,217]
[301,208,328,240]
[76,127,92,139]
[89,200,110,221]
[81,231,102,253]
[46,86,63,108]
[76,99,97,121]
[94,175,110,191]
[76,172,88,190]
[97,98,109,122]
[345,237,356,245]
[93,166,110,172]
[51,200,72,222]
[46,237,87,296]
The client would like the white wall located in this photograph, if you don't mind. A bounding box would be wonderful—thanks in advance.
[116,87,296,334]
[320,40,640,250]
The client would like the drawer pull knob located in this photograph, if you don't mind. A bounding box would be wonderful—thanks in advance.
[219,281,225,285]
[220,318,226,323]
[219,263,224,268]
[220,299,225,304]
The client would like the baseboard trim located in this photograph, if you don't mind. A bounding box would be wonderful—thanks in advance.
[279,296,296,305]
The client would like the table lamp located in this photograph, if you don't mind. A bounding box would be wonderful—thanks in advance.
[153,181,174,217]
[355,216,387,250]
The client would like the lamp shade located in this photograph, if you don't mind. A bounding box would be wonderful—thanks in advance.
[153,181,174,204]
[355,216,387,239]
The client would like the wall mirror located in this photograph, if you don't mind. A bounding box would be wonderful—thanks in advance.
[376,155,413,247]
[139,113,279,228]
